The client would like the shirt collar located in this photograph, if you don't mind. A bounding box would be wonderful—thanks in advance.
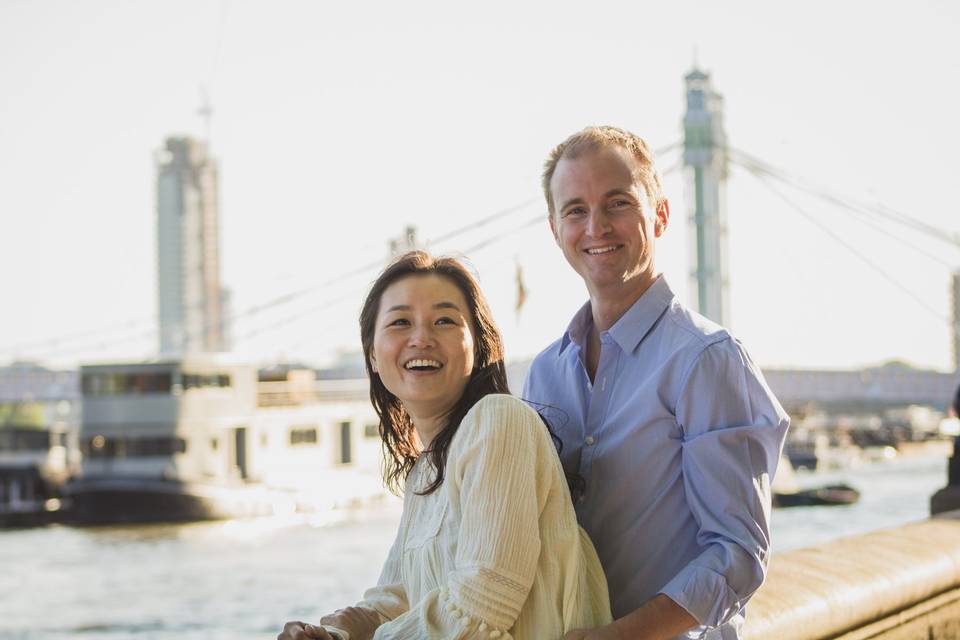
[559,275,675,356]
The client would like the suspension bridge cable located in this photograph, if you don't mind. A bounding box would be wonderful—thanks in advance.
[744,167,951,327]
[728,147,960,252]
[4,193,558,360]
[727,160,956,269]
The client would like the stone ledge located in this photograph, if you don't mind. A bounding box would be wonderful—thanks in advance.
[744,510,960,639]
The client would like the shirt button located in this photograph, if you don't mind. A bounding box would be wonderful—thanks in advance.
[585,436,595,446]
[577,495,585,504]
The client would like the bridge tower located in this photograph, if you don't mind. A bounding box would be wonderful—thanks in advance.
[683,67,730,327]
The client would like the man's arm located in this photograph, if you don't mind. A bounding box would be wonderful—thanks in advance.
[569,339,789,639]
[564,594,696,639]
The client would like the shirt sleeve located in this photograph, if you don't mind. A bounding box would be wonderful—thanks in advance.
[372,395,547,640]
[355,515,410,625]
[658,339,790,629]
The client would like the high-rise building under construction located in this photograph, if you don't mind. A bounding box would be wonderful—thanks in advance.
[156,137,230,356]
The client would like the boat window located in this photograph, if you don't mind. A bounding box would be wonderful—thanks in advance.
[340,421,352,464]
[81,372,172,395]
[83,435,187,458]
[183,373,233,390]
[289,427,318,446]
[0,428,49,451]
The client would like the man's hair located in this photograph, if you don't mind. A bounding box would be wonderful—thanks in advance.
[541,125,665,217]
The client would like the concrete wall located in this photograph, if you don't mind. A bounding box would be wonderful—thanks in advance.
[745,510,960,639]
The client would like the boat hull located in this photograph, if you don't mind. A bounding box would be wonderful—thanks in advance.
[64,477,291,525]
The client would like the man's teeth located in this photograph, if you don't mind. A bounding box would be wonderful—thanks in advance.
[405,359,442,370]
[587,246,618,255]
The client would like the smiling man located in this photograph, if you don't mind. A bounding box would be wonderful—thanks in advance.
[522,126,789,640]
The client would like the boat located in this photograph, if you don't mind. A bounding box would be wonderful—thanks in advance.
[773,484,860,508]
[0,363,81,527]
[65,357,387,525]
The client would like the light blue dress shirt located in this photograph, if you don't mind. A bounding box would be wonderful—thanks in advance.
[522,276,789,640]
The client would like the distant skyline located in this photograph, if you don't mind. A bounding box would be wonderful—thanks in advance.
[1,0,958,371]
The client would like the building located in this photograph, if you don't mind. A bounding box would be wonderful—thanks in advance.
[683,67,730,327]
[156,137,230,356]
[762,361,960,414]
[507,357,959,415]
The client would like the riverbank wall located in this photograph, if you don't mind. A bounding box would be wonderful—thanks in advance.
[745,509,960,639]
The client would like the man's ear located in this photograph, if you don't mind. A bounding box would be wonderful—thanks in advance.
[654,199,670,237]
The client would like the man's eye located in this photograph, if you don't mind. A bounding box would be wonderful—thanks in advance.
[610,199,631,208]
[564,207,587,217]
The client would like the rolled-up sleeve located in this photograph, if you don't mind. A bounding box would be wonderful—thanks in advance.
[659,339,789,628]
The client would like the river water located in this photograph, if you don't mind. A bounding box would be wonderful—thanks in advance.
[0,453,950,640]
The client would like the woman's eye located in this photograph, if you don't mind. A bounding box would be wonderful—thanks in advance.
[387,318,409,327]
[435,317,456,325]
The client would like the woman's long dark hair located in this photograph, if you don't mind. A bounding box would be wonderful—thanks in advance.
[359,251,510,496]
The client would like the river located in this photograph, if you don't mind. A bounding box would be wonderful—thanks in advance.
[0,453,949,640]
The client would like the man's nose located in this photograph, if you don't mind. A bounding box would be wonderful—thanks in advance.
[586,209,611,237]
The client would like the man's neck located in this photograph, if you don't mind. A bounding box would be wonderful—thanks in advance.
[588,274,658,333]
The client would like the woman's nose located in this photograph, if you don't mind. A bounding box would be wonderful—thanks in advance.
[407,325,436,347]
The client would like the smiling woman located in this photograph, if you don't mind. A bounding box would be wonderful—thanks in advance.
[277,251,612,640]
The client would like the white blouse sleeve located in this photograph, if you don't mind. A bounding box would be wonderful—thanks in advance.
[372,395,549,640]
[355,518,410,625]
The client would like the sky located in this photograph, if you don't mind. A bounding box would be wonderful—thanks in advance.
[1,0,959,372]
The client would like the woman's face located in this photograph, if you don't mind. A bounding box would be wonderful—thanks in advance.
[370,274,476,421]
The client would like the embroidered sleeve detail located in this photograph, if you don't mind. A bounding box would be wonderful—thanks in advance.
[438,587,514,640]
[477,567,527,594]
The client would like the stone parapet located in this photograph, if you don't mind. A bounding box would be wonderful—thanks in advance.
[744,510,960,639]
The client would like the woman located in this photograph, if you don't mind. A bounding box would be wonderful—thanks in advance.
[279,251,611,640]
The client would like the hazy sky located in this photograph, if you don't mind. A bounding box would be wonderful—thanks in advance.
[2,0,958,371]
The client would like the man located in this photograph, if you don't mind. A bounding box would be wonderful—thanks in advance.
[522,126,789,640]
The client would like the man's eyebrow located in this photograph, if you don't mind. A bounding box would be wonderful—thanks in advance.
[558,196,586,212]
[604,188,635,199]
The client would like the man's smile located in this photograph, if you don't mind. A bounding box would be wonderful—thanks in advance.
[585,245,623,255]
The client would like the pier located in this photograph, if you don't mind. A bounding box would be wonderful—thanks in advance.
[746,509,960,639]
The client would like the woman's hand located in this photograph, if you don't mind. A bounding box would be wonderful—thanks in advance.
[321,606,382,640]
[277,620,335,640]
[278,607,380,640]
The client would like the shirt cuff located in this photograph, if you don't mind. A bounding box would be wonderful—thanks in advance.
[658,565,743,628]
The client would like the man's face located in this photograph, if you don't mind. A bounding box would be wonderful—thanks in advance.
[549,144,669,301]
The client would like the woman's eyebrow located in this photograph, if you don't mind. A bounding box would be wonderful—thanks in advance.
[384,304,411,314]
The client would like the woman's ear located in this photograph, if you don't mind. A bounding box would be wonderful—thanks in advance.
[369,353,378,373]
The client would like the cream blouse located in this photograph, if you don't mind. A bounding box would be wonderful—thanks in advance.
[336,394,611,640]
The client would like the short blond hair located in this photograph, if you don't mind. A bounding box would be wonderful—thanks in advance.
[541,125,665,217]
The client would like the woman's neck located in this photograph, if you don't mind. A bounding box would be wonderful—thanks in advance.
[410,412,447,451]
